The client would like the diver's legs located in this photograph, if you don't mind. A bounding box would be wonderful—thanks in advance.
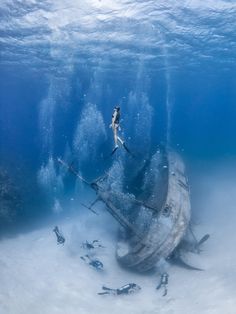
[163,286,167,296]
[111,127,119,155]
[117,136,132,155]
[111,128,132,156]
[111,126,119,155]
[117,136,124,145]
[99,286,116,295]
[102,286,113,291]
[113,126,118,147]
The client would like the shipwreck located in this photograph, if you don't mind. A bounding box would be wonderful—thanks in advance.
[58,148,207,272]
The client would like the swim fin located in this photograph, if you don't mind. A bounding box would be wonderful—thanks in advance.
[123,142,134,157]
[102,286,112,291]
[123,142,131,153]
[111,146,119,155]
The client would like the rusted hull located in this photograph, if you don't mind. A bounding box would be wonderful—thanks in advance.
[116,151,191,272]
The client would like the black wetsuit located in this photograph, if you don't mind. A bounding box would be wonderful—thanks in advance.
[53,226,65,245]
[98,283,141,295]
[80,254,104,270]
[156,273,169,296]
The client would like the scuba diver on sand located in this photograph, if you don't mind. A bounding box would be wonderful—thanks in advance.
[80,254,104,271]
[156,272,169,296]
[98,283,141,296]
[81,240,105,250]
[110,106,132,156]
[53,226,65,245]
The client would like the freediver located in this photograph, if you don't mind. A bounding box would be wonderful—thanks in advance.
[80,254,104,270]
[98,283,141,295]
[110,106,131,155]
[156,272,169,296]
[53,226,65,245]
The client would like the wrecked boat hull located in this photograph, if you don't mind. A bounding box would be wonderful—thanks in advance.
[58,150,191,273]
[116,151,191,272]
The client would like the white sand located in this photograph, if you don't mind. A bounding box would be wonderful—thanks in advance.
[0,164,236,314]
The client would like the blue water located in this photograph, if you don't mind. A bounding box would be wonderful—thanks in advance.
[0,0,236,225]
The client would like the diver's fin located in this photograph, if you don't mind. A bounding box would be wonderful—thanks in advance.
[122,142,134,157]
[111,146,119,155]
[197,234,210,247]
[156,282,162,290]
[98,292,109,295]
[173,256,203,271]
[123,142,131,153]
[102,286,112,291]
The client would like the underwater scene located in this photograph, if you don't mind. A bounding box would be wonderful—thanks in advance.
[0,1,236,313]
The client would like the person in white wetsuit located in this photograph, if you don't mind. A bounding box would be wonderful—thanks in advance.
[110,106,131,155]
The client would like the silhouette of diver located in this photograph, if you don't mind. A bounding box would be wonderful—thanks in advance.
[156,272,169,296]
[80,254,104,270]
[53,226,65,245]
[81,240,105,250]
[98,283,141,295]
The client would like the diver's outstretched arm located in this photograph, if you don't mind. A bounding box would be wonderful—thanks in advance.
[98,292,110,295]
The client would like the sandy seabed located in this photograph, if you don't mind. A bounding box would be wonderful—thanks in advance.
[0,165,236,314]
